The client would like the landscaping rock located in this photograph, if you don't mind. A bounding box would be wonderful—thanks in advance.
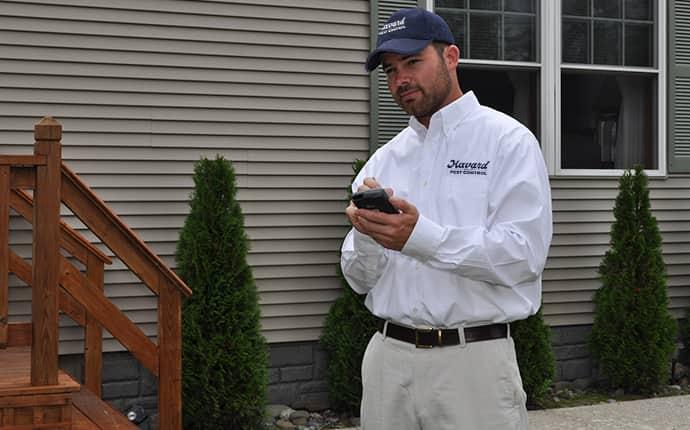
[275,418,296,429]
[289,410,309,426]
[279,407,296,420]
[266,404,291,419]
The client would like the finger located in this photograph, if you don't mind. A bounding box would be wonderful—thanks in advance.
[345,202,357,217]
[355,208,391,225]
[363,177,382,189]
[384,187,394,197]
[356,184,371,192]
[389,196,415,213]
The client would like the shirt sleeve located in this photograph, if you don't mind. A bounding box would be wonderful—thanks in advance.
[400,131,553,288]
[340,229,389,294]
[339,160,390,294]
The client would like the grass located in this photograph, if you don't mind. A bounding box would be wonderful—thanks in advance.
[536,384,690,410]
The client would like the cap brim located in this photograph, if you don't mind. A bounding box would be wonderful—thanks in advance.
[365,38,432,72]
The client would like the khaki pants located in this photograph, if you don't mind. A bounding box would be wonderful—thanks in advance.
[361,330,528,430]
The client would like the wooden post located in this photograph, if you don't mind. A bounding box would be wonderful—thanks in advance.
[84,254,104,396]
[31,116,62,386]
[158,277,182,430]
[0,165,9,348]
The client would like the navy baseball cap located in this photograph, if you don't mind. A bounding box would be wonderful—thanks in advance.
[365,8,455,72]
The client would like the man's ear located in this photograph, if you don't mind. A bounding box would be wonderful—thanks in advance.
[445,44,460,69]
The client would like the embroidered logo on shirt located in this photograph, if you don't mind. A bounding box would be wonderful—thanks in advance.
[446,160,490,176]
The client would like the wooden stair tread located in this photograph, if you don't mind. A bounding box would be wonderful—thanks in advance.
[72,387,138,430]
[0,346,80,396]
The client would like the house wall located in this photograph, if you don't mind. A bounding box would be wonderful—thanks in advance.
[3,0,690,416]
[544,177,690,326]
[0,0,371,352]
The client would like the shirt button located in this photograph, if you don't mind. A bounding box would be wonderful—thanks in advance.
[413,308,418,313]
[423,180,428,187]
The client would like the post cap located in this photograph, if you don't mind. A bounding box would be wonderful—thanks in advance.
[34,116,62,141]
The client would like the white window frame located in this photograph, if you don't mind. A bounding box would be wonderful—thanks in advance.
[427,0,667,177]
[552,0,666,177]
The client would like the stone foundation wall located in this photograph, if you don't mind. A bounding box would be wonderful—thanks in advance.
[266,341,330,411]
[550,325,596,389]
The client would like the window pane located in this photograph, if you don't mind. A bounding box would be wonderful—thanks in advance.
[563,20,590,63]
[561,72,657,169]
[469,14,501,60]
[505,15,535,61]
[593,21,621,64]
[625,23,652,66]
[470,0,500,10]
[625,0,652,20]
[458,67,539,136]
[436,0,466,8]
[563,0,589,16]
[505,0,534,13]
[438,10,468,55]
[593,0,622,18]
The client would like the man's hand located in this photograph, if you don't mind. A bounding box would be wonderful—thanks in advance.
[345,177,419,251]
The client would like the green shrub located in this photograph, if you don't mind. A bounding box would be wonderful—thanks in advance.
[590,165,676,394]
[320,271,378,415]
[680,309,690,366]
[512,308,555,408]
[321,159,377,416]
[177,156,267,429]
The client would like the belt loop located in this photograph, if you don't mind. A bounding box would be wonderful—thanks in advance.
[382,320,389,339]
[507,323,511,338]
[458,325,467,348]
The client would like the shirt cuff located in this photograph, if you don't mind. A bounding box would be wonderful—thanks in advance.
[401,214,444,261]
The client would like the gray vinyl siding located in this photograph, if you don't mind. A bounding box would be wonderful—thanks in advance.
[543,177,690,326]
[0,0,371,352]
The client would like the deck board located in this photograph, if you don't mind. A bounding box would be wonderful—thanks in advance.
[0,346,136,429]
[0,346,79,396]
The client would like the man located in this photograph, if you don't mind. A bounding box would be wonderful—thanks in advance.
[341,8,552,430]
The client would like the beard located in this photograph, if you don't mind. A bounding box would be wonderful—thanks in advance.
[393,60,453,120]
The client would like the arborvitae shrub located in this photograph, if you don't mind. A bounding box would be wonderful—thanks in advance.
[512,308,555,408]
[177,156,267,429]
[680,309,690,366]
[321,159,377,416]
[320,270,378,415]
[590,165,676,394]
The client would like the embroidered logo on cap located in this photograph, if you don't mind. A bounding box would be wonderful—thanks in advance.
[379,17,407,35]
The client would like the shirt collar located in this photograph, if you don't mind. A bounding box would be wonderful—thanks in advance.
[409,91,480,139]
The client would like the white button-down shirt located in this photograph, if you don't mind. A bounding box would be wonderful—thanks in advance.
[341,92,553,328]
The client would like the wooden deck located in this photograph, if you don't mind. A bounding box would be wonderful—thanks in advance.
[0,346,136,429]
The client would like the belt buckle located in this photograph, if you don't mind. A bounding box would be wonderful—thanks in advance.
[414,327,439,349]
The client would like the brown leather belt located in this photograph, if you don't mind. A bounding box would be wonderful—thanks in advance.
[377,318,508,348]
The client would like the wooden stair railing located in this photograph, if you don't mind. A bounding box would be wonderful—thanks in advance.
[0,117,192,429]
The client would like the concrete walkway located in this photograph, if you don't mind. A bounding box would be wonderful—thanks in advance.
[528,395,690,430]
[340,395,690,429]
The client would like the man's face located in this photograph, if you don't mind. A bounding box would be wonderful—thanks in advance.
[381,44,454,125]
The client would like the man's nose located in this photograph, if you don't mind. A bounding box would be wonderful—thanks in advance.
[392,70,410,89]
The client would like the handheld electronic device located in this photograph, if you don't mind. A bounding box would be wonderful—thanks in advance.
[351,188,398,214]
